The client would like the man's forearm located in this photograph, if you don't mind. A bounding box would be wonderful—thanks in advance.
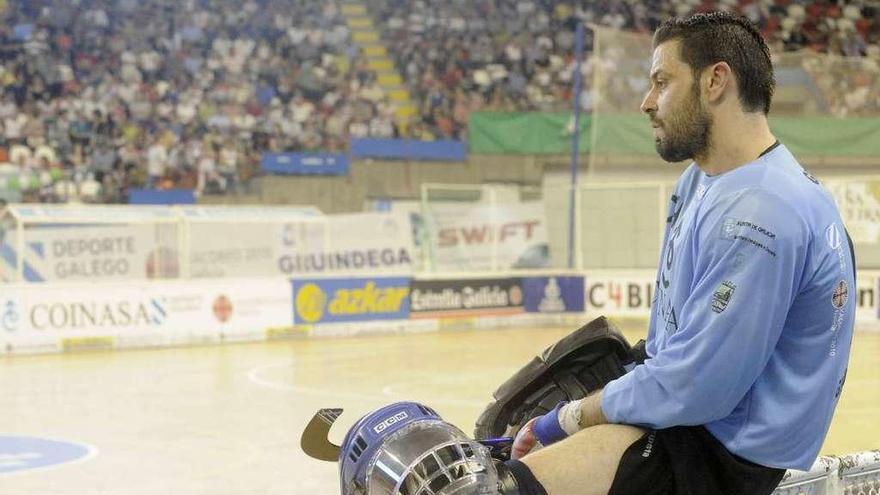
[515,391,611,459]
[576,391,608,430]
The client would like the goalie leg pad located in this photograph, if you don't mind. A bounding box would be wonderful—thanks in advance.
[475,316,645,440]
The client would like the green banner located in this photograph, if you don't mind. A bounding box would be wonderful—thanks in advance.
[468,112,591,155]
[769,116,880,157]
[469,112,880,157]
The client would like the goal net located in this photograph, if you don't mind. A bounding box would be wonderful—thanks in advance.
[419,183,549,272]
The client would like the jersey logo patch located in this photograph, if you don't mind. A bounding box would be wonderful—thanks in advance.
[826,224,842,250]
[720,218,778,258]
[721,218,738,239]
[712,281,736,313]
[831,280,848,309]
[721,218,776,240]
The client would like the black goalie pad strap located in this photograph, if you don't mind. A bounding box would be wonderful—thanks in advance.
[474,316,640,440]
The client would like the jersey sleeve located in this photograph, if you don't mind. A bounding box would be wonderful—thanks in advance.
[601,188,807,428]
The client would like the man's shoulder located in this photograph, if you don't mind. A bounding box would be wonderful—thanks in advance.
[701,182,810,243]
[713,147,829,211]
[759,146,840,226]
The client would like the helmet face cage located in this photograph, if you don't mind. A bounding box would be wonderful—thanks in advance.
[368,421,498,495]
[339,402,498,495]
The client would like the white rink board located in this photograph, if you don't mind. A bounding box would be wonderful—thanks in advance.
[189,211,416,278]
[0,269,876,355]
[584,269,879,332]
[584,272,656,317]
[0,278,291,353]
[1,224,166,283]
[425,201,549,271]
[856,271,878,328]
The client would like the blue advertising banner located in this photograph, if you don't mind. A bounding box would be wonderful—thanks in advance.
[128,188,196,205]
[350,138,467,162]
[0,436,95,474]
[261,152,350,175]
[292,277,411,324]
[523,276,586,313]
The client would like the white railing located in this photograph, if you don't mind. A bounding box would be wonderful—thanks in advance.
[774,451,880,495]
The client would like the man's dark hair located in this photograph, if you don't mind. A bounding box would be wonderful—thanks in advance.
[654,12,775,114]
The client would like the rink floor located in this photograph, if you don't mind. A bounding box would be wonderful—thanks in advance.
[2,322,878,495]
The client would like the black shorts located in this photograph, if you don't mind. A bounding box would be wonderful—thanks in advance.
[608,426,785,495]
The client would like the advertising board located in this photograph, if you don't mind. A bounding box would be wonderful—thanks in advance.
[523,276,585,313]
[586,274,655,318]
[410,278,524,318]
[826,180,880,244]
[261,152,349,175]
[292,277,411,324]
[0,278,291,352]
[0,225,167,282]
[424,202,548,271]
[188,211,415,278]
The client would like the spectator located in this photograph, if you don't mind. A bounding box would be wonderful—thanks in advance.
[218,140,239,192]
[196,149,223,196]
[146,138,168,189]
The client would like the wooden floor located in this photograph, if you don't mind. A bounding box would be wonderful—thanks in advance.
[1,322,878,495]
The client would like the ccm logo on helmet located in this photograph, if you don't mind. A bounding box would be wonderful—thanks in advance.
[373,412,409,434]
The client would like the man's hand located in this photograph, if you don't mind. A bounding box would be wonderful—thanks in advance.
[509,394,610,460]
[511,418,540,460]
[511,401,571,459]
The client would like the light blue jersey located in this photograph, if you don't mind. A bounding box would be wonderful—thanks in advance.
[601,143,855,470]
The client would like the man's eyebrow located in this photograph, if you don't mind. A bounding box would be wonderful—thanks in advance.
[650,70,670,81]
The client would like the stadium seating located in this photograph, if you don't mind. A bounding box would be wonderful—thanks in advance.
[0,0,877,202]
[0,0,391,199]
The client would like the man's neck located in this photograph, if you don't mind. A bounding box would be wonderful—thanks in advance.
[694,113,777,176]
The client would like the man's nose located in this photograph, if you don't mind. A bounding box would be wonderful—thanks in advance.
[641,90,657,114]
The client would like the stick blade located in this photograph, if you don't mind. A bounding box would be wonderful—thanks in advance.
[301,408,343,462]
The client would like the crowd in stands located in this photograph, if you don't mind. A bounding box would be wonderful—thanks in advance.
[374,0,880,133]
[0,0,878,202]
[371,0,661,139]
[0,0,397,201]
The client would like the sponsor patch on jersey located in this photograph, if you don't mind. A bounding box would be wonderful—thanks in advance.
[721,218,738,239]
[721,218,776,240]
[826,224,842,250]
[720,218,777,258]
[712,281,737,313]
[832,280,849,309]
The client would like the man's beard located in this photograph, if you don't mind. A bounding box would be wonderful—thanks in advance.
[654,83,712,163]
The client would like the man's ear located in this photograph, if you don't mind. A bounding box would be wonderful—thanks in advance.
[704,62,733,104]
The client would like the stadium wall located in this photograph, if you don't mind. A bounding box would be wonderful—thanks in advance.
[240,154,878,216]
[251,155,546,214]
